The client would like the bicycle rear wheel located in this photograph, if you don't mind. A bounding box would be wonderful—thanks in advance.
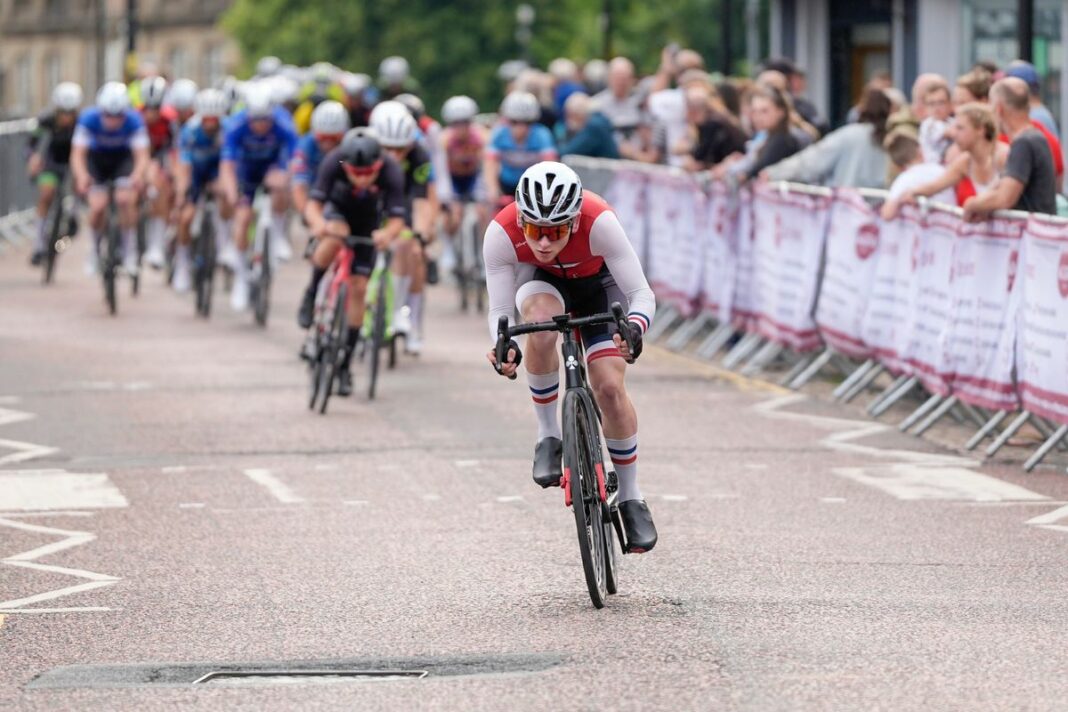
[43,195,64,285]
[319,283,348,415]
[562,389,609,608]
[103,206,120,316]
[254,227,271,327]
[367,276,387,400]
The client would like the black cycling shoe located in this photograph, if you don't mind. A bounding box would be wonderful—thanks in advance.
[297,288,315,329]
[336,368,353,397]
[30,250,44,266]
[532,437,563,488]
[619,500,658,553]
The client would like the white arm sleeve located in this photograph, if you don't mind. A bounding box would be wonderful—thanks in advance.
[589,211,656,334]
[483,221,520,341]
[72,125,91,148]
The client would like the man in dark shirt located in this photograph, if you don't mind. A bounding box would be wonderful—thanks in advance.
[299,128,406,395]
[27,87,81,265]
[964,77,1057,219]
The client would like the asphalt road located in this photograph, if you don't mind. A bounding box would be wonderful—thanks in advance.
[2,236,1068,711]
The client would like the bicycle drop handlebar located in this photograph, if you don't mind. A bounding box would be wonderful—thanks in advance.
[493,302,634,380]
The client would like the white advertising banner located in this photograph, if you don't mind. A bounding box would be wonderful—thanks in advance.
[860,206,921,376]
[603,168,649,265]
[644,171,705,316]
[1015,216,1068,424]
[944,216,1025,411]
[731,188,757,329]
[747,184,831,352]
[814,190,882,359]
[700,181,736,321]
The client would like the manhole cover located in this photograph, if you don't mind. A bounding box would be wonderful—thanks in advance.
[194,670,428,686]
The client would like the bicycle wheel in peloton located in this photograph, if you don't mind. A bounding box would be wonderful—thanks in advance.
[195,207,216,317]
[103,206,119,316]
[319,283,348,415]
[562,389,609,608]
[43,192,64,285]
[254,226,271,327]
[132,210,145,297]
[367,268,388,401]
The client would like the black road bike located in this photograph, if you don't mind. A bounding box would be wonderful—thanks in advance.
[99,181,124,315]
[494,302,637,608]
[192,192,218,318]
[41,173,77,285]
[454,197,485,313]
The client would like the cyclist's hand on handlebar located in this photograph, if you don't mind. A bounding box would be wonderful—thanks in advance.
[613,322,643,364]
[74,174,91,197]
[371,228,391,250]
[486,340,522,378]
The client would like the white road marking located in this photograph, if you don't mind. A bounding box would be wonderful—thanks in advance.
[0,396,22,406]
[496,495,523,503]
[0,511,94,518]
[342,500,369,506]
[1025,504,1068,527]
[178,503,205,509]
[242,469,304,504]
[161,466,187,474]
[834,465,1048,502]
[0,517,120,612]
[0,439,59,467]
[820,497,847,503]
[0,607,112,614]
[454,460,480,468]
[0,471,128,511]
[422,494,442,502]
[0,405,34,427]
[661,494,688,502]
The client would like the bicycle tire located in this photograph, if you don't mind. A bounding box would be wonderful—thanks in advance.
[254,225,271,327]
[319,282,348,415]
[132,211,145,297]
[562,389,609,608]
[43,192,63,285]
[202,209,216,317]
[104,203,119,316]
[368,280,386,400]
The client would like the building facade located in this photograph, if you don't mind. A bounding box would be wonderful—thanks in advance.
[770,0,1066,131]
[0,0,239,118]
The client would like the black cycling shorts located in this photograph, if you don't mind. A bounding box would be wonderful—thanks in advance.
[524,264,626,349]
[323,204,376,277]
[87,150,134,186]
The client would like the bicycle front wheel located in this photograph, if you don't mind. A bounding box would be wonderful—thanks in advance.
[562,389,609,609]
[319,283,348,415]
[43,196,64,285]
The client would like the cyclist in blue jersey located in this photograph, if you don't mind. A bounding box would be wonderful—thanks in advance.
[290,100,349,216]
[70,81,151,276]
[484,91,557,206]
[172,89,232,293]
[219,83,298,311]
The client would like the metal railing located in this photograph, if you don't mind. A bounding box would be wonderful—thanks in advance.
[0,118,38,251]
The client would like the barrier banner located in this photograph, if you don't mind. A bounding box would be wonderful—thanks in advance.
[730,188,757,329]
[944,216,1025,411]
[700,181,736,321]
[814,190,882,359]
[603,168,649,266]
[1015,217,1068,424]
[748,184,831,352]
[860,206,921,376]
[644,171,705,315]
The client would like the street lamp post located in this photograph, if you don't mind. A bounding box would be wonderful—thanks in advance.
[125,0,139,83]
[516,4,535,66]
[602,0,613,60]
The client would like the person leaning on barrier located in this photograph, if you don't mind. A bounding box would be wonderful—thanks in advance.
[733,84,802,183]
[762,86,890,189]
[962,77,1057,220]
[681,84,747,173]
[879,128,954,220]
[557,93,619,160]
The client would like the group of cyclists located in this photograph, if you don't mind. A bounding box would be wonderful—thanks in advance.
[23,55,659,553]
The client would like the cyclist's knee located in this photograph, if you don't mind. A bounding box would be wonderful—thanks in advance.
[521,293,562,324]
[114,188,136,209]
[591,369,628,411]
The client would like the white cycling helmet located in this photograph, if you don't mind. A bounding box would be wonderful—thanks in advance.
[441,95,478,125]
[340,72,370,99]
[141,76,168,108]
[256,55,282,78]
[269,76,299,107]
[379,56,410,85]
[500,91,540,123]
[96,81,130,115]
[370,100,417,148]
[169,79,198,111]
[244,83,273,119]
[395,93,425,118]
[311,100,351,136]
[515,161,584,226]
[311,61,336,85]
[194,88,228,119]
[52,82,83,112]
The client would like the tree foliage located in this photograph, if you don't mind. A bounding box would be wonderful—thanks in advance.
[221,0,752,116]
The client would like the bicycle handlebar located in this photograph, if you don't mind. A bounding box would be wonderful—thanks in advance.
[493,302,635,380]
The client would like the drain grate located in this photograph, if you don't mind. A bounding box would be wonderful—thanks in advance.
[193,669,428,686]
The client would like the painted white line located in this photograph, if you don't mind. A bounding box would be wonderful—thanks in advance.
[422,494,442,502]
[1035,524,1068,534]
[242,469,304,504]
[0,405,34,427]
[0,396,22,406]
[0,511,94,518]
[661,494,688,502]
[342,500,369,506]
[1025,504,1068,526]
[496,495,523,503]
[834,465,1048,502]
[0,471,128,511]
[820,497,847,503]
[161,466,187,474]
[454,460,480,468]
[0,517,120,611]
[957,501,1068,507]
[178,503,205,509]
[0,607,112,614]
[0,439,59,467]
[123,382,153,391]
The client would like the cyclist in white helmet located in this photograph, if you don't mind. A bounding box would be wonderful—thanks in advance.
[485,91,557,208]
[256,56,283,79]
[439,95,488,236]
[377,56,421,99]
[290,100,349,219]
[70,81,151,276]
[485,161,658,553]
[27,82,83,265]
[367,100,438,354]
[138,76,179,270]
[169,79,198,126]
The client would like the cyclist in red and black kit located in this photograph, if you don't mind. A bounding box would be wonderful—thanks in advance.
[485,161,658,552]
[139,76,179,269]
[300,128,407,395]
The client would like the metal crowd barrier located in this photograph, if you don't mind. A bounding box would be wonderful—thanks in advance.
[0,118,38,251]
[565,154,1068,474]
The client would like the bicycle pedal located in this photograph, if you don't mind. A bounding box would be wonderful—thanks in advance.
[605,469,619,493]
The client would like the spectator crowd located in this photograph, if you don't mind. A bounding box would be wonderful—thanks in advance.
[499,48,1065,219]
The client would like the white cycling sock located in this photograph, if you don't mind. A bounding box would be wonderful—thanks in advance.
[270,213,287,240]
[122,228,138,259]
[527,371,562,441]
[148,217,166,252]
[408,292,423,333]
[606,434,641,502]
[394,275,412,315]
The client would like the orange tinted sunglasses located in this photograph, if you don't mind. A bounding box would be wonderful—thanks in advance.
[342,159,383,178]
[521,220,573,242]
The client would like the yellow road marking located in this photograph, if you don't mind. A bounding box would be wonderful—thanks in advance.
[646,345,791,395]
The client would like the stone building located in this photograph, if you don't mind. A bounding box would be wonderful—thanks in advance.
[0,0,239,118]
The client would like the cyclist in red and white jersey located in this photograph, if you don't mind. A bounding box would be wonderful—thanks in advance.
[484,161,658,552]
[139,76,179,269]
